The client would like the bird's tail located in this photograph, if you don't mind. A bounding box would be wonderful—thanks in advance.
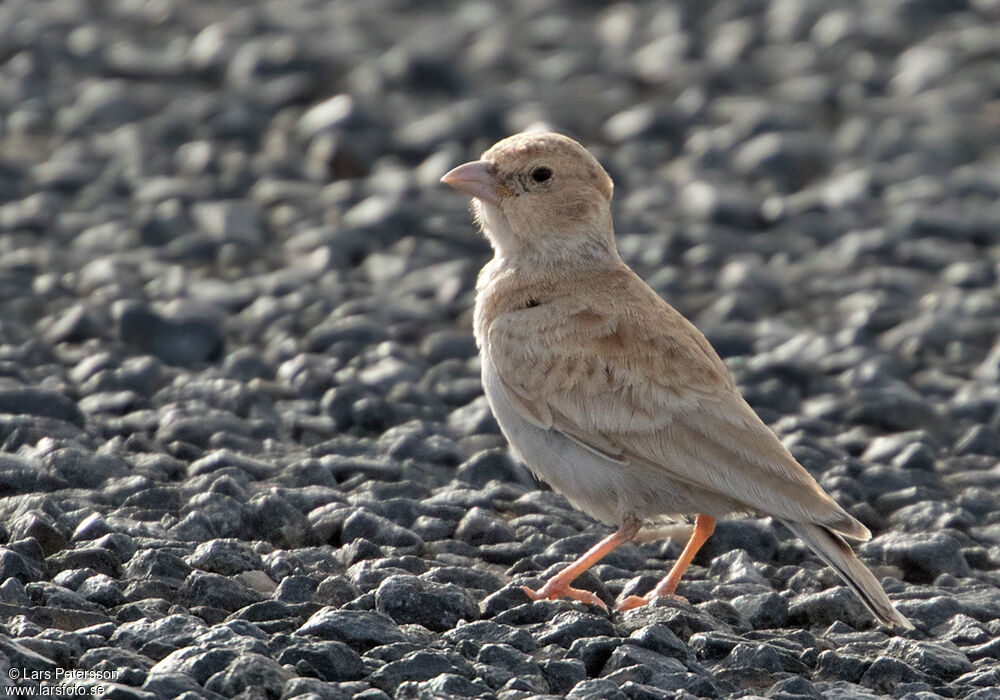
[781,519,914,630]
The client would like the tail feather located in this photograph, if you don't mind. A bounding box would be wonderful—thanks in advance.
[782,519,914,630]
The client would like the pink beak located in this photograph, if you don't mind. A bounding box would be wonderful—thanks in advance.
[441,160,501,205]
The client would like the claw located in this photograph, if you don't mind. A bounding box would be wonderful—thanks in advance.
[521,584,608,610]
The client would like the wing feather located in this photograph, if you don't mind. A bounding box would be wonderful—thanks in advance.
[485,271,867,539]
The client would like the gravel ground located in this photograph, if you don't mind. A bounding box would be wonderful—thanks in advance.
[1,0,999,698]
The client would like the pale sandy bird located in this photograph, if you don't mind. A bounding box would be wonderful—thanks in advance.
[441,132,912,629]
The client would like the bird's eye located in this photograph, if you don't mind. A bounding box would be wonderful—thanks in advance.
[531,167,552,183]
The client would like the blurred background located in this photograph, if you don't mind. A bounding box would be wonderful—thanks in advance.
[0,0,997,476]
[1,0,998,440]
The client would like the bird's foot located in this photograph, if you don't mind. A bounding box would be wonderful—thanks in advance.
[521,583,607,610]
[614,591,687,612]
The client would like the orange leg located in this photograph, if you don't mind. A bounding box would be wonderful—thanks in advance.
[616,514,715,611]
[522,519,640,610]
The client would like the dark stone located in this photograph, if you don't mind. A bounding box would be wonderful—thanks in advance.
[478,541,533,566]
[141,671,225,698]
[480,585,537,619]
[10,513,68,556]
[0,548,44,584]
[708,548,771,587]
[454,449,528,488]
[111,614,206,653]
[27,581,105,613]
[447,398,502,438]
[541,658,588,696]
[766,676,821,699]
[187,450,272,479]
[0,388,84,427]
[203,652,291,698]
[341,509,423,549]
[891,442,937,471]
[602,643,687,677]
[815,650,871,683]
[295,608,406,651]
[568,636,624,677]
[875,486,946,515]
[78,647,153,684]
[538,610,617,647]
[453,507,516,546]
[862,532,971,583]
[146,647,239,685]
[178,571,264,612]
[277,639,366,682]
[731,591,790,629]
[242,493,312,548]
[722,642,806,675]
[567,678,630,700]
[422,565,503,594]
[0,636,58,674]
[618,681,676,699]
[369,650,467,693]
[186,539,264,576]
[274,575,318,603]
[897,595,963,629]
[626,622,690,662]
[374,574,479,632]
[890,500,974,533]
[698,519,780,564]
[733,132,829,193]
[477,642,542,681]
[843,387,944,434]
[398,673,494,699]
[860,657,934,694]
[687,630,743,661]
[885,638,972,680]
[72,513,114,542]
[313,576,361,608]
[364,641,424,664]
[47,548,122,579]
[123,549,192,586]
[955,424,1000,457]
[77,574,126,608]
[616,600,726,641]
[7,538,46,567]
[442,620,536,653]
[280,678,354,700]
[0,576,31,605]
[168,512,217,542]
[41,448,130,489]
[788,586,872,629]
[115,301,223,366]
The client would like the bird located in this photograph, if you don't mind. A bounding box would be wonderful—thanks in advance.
[440,131,913,629]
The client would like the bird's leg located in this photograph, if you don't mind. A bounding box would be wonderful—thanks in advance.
[616,514,715,611]
[522,519,641,610]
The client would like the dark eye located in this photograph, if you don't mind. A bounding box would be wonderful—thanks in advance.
[531,167,552,183]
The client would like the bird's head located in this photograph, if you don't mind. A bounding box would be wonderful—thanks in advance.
[442,132,616,262]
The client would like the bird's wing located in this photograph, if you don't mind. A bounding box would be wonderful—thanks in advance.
[485,274,867,539]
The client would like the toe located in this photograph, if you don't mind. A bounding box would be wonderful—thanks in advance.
[569,587,608,610]
[614,594,649,612]
[521,583,607,610]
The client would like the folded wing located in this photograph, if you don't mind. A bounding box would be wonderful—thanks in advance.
[485,270,868,540]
